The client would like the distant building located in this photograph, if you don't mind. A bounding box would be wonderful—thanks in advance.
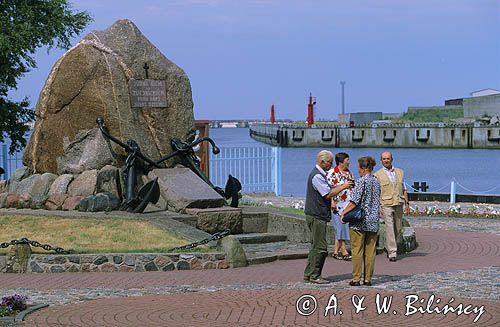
[463,93,500,118]
[340,88,500,124]
[338,113,350,123]
[444,98,463,106]
[470,89,500,97]
[338,112,402,124]
[382,112,403,119]
[346,112,383,125]
[409,88,500,120]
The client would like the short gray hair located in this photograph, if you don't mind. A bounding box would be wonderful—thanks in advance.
[316,150,333,165]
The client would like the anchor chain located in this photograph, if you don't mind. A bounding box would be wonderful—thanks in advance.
[0,238,67,254]
[168,229,231,252]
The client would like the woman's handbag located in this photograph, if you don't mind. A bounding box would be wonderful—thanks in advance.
[342,204,363,223]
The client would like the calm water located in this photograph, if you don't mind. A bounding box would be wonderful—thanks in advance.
[210,128,500,196]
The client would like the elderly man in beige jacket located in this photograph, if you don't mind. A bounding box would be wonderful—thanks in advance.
[374,151,410,262]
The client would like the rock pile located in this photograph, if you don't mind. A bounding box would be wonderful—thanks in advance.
[0,166,122,212]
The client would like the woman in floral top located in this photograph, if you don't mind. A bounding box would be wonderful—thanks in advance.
[341,156,380,287]
[326,152,354,261]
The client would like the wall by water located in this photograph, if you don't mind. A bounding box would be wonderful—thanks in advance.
[250,124,500,149]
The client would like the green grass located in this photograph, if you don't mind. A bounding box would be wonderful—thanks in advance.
[394,107,464,123]
[274,207,305,216]
[0,215,211,254]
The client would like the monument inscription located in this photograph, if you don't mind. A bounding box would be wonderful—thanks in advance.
[129,79,167,107]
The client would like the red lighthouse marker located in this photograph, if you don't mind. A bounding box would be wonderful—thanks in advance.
[270,104,275,125]
[307,93,316,128]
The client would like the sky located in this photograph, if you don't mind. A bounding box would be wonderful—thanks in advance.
[11,0,500,121]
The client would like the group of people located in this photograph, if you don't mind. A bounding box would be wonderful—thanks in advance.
[303,150,410,285]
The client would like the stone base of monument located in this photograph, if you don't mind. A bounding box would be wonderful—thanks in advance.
[183,207,243,234]
[148,168,226,212]
[0,165,231,214]
[0,166,122,212]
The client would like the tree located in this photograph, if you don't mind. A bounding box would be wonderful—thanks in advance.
[0,0,92,154]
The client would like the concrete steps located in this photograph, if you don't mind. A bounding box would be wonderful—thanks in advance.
[241,211,268,233]
[234,233,287,244]
[237,209,311,265]
[240,241,310,266]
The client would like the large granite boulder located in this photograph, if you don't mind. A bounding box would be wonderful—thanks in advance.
[48,174,74,195]
[7,167,32,193]
[8,173,57,208]
[23,19,195,174]
[45,193,69,210]
[56,128,118,174]
[95,165,121,198]
[78,192,121,212]
[67,170,98,197]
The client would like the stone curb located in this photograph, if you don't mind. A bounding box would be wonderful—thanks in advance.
[247,255,277,265]
[1,252,229,273]
[276,252,309,260]
[15,304,49,322]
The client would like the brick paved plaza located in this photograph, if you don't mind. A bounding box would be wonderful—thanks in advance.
[1,219,499,326]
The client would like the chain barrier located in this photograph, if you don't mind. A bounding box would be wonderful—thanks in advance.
[453,178,500,195]
[405,181,500,194]
[0,238,67,254]
[168,229,231,252]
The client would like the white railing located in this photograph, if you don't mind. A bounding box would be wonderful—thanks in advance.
[210,146,282,195]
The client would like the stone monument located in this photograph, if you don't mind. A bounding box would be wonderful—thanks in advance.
[0,19,234,217]
[23,19,196,174]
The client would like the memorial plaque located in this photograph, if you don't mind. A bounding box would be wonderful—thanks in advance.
[129,79,167,107]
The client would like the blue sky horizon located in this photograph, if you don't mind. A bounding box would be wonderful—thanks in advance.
[10,0,500,121]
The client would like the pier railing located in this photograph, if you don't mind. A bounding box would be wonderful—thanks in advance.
[1,143,284,195]
[0,144,24,180]
[210,146,282,195]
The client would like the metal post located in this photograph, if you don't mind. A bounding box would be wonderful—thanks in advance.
[2,144,8,179]
[277,147,282,195]
[340,81,346,115]
[272,146,282,196]
[272,147,278,195]
[450,180,456,204]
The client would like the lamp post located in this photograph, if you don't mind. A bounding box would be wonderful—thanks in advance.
[340,81,346,115]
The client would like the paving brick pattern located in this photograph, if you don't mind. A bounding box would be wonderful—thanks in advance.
[25,289,500,326]
[2,229,498,290]
[0,217,498,326]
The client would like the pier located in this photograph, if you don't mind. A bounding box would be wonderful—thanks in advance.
[249,122,500,149]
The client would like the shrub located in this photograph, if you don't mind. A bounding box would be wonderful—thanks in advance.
[0,305,12,317]
[1,294,27,314]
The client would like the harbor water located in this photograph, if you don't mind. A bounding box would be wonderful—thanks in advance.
[210,128,500,197]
